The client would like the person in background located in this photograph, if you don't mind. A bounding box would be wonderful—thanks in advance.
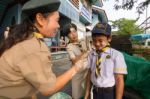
[84,23,127,99]
[4,26,10,39]
[0,0,87,98]
[64,23,89,99]
[60,36,65,46]
[51,37,57,46]
[59,36,66,51]
[43,37,52,48]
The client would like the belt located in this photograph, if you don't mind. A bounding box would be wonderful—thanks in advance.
[93,86,114,93]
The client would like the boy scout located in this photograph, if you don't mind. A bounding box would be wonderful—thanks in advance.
[64,23,89,99]
[84,23,127,99]
[0,0,86,98]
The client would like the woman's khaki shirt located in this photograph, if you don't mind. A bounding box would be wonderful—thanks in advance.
[0,37,56,98]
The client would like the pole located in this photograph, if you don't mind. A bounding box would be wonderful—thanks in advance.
[145,5,148,34]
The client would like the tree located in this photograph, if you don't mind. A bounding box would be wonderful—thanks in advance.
[113,0,150,10]
[111,18,144,36]
[103,0,150,19]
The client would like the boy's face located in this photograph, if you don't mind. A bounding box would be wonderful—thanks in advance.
[68,28,78,42]
[92,35,111,50]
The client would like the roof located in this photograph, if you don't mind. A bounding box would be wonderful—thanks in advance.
[130,33,150,40]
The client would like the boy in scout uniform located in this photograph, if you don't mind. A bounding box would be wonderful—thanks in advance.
[64,23,89,99]
[0,0,86,98]
[84,23,127,99]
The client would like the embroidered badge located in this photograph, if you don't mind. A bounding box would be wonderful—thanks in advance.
[106,55,111,59]
[96,23,105,29]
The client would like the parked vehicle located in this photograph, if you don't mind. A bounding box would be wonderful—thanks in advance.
[141,38,150,48]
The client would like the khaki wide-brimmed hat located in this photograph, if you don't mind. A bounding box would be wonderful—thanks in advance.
[22,0,60,16]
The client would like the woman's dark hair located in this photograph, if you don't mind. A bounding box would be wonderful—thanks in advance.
[63,23,77,36]
[0,13,49,56]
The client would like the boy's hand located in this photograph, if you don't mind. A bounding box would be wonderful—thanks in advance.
[84,95,89,99]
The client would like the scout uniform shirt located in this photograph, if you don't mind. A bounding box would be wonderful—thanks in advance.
[0,37,56,98]
[88,47,127,88]
[66,40,88,99]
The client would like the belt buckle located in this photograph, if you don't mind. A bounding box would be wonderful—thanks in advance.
[96,87,98,92]
[93,86,98,92]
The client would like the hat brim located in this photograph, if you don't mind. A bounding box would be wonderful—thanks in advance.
[92,29,110,36]
[22,0,60,16]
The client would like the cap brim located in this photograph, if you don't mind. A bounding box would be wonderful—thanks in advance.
[92,29,110,36]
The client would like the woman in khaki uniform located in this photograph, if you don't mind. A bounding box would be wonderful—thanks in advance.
[0,0,87,98]
[64,23,89,99]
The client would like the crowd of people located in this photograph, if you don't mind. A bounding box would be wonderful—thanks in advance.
[0,0,127,99]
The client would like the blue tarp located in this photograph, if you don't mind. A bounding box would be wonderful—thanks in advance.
[130,34,150,40]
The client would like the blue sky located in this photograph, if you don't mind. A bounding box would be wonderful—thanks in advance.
[102,0,150,25]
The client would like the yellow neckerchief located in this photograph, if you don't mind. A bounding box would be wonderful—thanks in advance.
[95,45,110,78]
[96,46,109,64]
[96,44,110,53]
[33,32,44,38]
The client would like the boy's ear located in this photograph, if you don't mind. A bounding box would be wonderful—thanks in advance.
[108,36,112,42]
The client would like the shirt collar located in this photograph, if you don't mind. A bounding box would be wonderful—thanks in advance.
[33,32,44,38]
[33,37,49,52]
[92,47,111,56]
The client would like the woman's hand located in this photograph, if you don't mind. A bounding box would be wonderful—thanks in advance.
[81,52,89,59]
[74,52,89,72]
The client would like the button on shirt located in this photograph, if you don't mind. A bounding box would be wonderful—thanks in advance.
[0,37,56,98]
[87,48,127,88]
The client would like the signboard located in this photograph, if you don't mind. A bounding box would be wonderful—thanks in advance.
[80,5,92,21]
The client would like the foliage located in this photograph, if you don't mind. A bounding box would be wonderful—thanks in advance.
[111,18,144,36]
[104,0,150,19]
[132,48,150,61]
[113,0,150,10]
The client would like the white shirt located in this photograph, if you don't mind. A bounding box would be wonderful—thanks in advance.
[88,48,127,88]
